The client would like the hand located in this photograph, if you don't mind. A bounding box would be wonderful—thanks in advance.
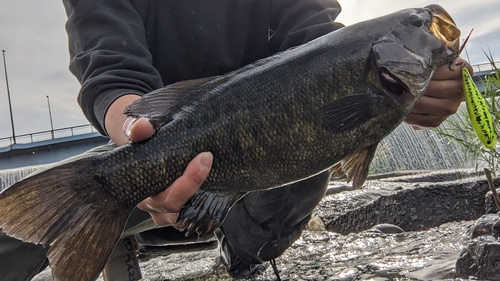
[124,117,213,226]
[105,95,213,227]
[136,151,212,225]
[403,57,473,130]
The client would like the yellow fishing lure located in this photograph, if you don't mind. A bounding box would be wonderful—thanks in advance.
[462,66,497,149]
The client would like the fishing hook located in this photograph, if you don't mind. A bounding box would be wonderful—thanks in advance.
[449,28,473,71]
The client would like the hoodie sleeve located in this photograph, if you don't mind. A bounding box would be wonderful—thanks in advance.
[269,0,345,53]
[63,0,163,135]
[63,0,344,135]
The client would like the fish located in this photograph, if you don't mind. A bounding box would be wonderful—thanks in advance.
[0,4,459,281]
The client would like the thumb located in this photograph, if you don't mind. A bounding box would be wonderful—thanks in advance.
[123,117,156,142]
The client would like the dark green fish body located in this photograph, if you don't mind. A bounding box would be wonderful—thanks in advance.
[94,5,457,207]
[0,5,460,281]
[98,43,403,207]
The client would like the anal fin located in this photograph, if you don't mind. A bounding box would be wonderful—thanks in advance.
[175,190,245,237]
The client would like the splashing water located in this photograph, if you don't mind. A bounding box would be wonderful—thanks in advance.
[370,99,496,174]
[0,166,44,191]
[371,122,471,174]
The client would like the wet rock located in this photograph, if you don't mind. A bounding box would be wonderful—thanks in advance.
[458,214,500,280]
[467,213,500,238]
[307,216,326,231]
[368,224,404,234]
[455,236,500,280]
[485,188,500,214]
[386,170,482,183]
[318,172,497,234]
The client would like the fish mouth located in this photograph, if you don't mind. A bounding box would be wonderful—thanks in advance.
[426,4,460,54]
[376,5,460,103]
[379,68,409,96]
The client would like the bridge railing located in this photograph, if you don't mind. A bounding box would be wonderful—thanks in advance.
[471,61,499,74]
[0,124,98,148]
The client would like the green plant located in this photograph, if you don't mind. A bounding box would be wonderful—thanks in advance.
[435,53,500,176]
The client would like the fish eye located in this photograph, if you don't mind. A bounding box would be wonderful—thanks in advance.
[408,13,423,27]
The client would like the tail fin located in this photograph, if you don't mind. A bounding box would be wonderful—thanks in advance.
[0,159,130,281]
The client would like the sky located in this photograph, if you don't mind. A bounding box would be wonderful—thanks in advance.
[0,0,499,140]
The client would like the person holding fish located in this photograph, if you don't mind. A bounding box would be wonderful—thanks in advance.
[0,1,473,281]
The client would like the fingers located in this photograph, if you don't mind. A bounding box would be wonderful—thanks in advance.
[410,79,463,113]
[123,117,156,142]
[137,152,213,226]
[432,57,473,81]
[422,74,463,100]
[405,100,451,130]
[135,204,180,226]
[403,57,471,130]
[157,152,213,212]
[404,83,461,129]
[105,94,142,146]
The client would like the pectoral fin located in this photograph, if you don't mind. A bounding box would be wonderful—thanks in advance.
[331,144,378,189]
[321,93,384,133]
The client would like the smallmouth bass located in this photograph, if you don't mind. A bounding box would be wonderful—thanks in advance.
[0,5,460,281]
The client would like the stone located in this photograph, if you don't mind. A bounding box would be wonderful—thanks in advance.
[455,236,500,280]
[485,188,500,214]
[368,223,404,234]
[307,216,326,231]
[319,170,495,234]
[467,213,500,238]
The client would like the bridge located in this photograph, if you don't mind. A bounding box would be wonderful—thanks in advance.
[0,124,108,170]
[471,61,499,93]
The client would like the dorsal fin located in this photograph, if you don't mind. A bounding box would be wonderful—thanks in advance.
[123,76,220,129]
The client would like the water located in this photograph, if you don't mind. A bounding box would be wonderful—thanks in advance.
[0,166,44,191]
[371,98,500,174]
[372,123,471,173]
[91,220,472,280]
[270,221,472,280]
